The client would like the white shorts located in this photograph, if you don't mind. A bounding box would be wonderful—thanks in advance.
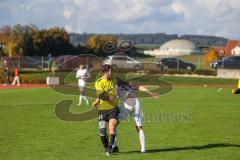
[118,105,130,121]
[118,98,143,127]
[78,79,86,88]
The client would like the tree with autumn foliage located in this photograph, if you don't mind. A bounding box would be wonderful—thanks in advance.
[0,24,76,57]
[0,26,11,56]
[205,48,220,68]
[86,35,117,56]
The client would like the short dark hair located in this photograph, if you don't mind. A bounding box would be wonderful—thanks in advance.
[101,64,111,73]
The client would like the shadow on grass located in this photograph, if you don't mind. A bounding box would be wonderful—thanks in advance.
[123,143,240,154]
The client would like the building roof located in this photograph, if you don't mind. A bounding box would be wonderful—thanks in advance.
[225,40,240,55]
[160,39,196,51]
[232,45,240,49]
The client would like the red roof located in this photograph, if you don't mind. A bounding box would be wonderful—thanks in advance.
[215,47,225,52]
[225,40,240,55]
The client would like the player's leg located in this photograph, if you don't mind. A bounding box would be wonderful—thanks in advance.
[98,113,109,154]
[112,105,128,153]
[112,128,117,148]
[135,125,145,153]
[11,76,16,85]
[111,128,119,152]
[78,87,83,105]
[16,76,20,86]
[108,118,118,152]
[4,76,9,86]
[81,87,89,105]
[107,108,119,153]
[78,87,84,105]
[134,98,146,153]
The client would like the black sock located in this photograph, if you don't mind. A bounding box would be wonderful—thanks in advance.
[100,135,108,148]
[108,134,116,151]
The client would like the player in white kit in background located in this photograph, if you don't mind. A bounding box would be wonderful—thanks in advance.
[76,64,91,106]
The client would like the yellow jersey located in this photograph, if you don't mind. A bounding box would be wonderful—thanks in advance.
[238,79,240,89]
[95,77,119,110]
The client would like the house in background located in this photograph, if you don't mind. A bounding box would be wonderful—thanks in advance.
[214,40,240,56]
[231,45,240,56]
[214,47,225,57]
[225,40,240,56]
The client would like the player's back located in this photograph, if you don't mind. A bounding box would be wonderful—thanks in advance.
[95,77,119,111]
[117,85,137,111]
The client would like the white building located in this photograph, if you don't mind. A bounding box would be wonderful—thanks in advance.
[144,39,197,57]
[231,45,240,56]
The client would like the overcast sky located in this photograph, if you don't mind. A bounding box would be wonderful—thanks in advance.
[0,0,239,39]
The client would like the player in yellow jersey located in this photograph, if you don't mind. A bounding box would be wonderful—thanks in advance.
[94,64,121,156]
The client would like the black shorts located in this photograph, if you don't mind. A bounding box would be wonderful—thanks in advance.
[98,107,119,122]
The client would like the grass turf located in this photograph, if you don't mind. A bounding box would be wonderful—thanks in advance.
[0,85,240,160]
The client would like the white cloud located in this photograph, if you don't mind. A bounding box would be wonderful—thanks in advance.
[63,8,72,19]
[171,2,190,19]
[110,0,152,22]
[0,0,239,38]
[20,1,34,11]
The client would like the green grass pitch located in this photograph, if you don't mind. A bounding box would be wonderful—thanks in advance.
[0,86,240,160]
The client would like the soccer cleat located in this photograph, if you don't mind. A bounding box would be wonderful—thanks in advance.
[105,151,110,156]
[141,149,146,153]
[77,103,81,106]
[104,148,110,156]
[112,146,119,153]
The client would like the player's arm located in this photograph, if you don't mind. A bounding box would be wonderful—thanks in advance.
[85,71,91,79]
[92,98,100,107]
[115,76,159,98]
[138,85,159,99]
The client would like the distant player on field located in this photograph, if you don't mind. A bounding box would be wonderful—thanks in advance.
[11,67,20,87]
[76,64,90,106]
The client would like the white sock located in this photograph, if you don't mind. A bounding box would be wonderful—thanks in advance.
[79,95,83,104]
[139,129,145,152]
[112,129,117,148]
[82,96,89,105]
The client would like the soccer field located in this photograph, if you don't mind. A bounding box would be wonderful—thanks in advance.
[0,86,240,160]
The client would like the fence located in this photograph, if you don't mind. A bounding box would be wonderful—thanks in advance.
[0,55,103,71]
[1,56,51,70]
[0,54,224,72]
